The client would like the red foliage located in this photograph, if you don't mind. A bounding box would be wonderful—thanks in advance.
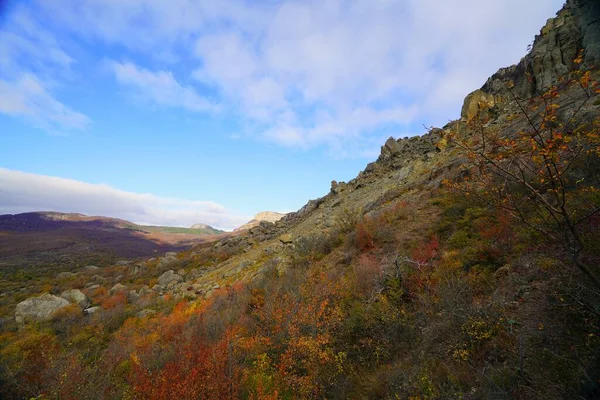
[101,291,127,310]
[355,219,375,252]
[130,328,240,400]
[411,235,439,264]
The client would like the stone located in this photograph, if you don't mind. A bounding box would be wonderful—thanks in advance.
[91,275,107,283]
[115,260,130,266]
[177,269,186,276]
[15,294,71,326]
[115,275,124,283]
[109,284,128,296]
[61,289,90,309]
[157,256,178,269]
[57,272,76,279]
[127,290,140,303]
[82,265,99,274]
[128,263,147,276]
[279,233,293,244]
[185,268,200,282]
[461,90,496,122]
[157,270,183,286]
[380,137,403,159]
[165,252,178,257]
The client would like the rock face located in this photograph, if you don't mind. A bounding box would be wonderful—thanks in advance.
[15,294,71,326]
[460,90,497,122]
[235,212,287,231]
[479,0,599,100]
[157,270,183,286]
[61,289,90,309]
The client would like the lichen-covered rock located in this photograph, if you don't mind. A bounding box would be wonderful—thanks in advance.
[109,284,127,296]
[482,0,600,99]
[157,256,178,269]
[61,289,90,309]
[279,233,293,244]
[460,90,496,122]
[157,270,183,286]
[15,294,71,326]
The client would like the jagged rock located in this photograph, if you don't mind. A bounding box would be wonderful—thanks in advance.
[482,0,600,98]
[186,268,200,282]
[127,290,140,303]
[109,284,127,296]
[157,256,178,269]
[157,270,183,286]
[115,261,130,266]
[279,234,293,244]
[57,272,76,279]
[165,252,178,257]
[15,294,71,326]
[115,275,124,283]
[128,263,147,276]
[235,211,286,231]
[82,265,99,274]
[460,89,496,122]
[380,137,403,159]
[85,284,100,291]
[61,289,90,309]
[177,269,186,276]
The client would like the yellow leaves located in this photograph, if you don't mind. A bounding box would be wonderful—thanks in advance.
[574,50,584,64]
[452,348,469,362]
[581,71,591,89]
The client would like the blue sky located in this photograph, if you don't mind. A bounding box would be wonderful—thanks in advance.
[0,0,563,230]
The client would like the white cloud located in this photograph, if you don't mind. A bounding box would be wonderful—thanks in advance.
[0,168,250,231]
[0,4,90,133]
[15,0,564,152]
[0,74,90,132]
[110,61,218,113]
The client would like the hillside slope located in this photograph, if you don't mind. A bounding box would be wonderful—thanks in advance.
[0,1,598,399]
[0,212,224,272]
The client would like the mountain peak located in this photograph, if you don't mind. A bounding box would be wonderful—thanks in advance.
[234,211,286,231]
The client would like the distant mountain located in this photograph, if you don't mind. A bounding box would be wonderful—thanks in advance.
[234,211,286,231]
[0,211,224,273]
[189,223,222,234]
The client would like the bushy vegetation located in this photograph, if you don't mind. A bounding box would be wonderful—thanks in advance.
[0,61,598,400]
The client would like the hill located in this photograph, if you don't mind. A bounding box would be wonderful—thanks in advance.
[0,211,225,273]
[0,1,598,398]
[234,211,287,231]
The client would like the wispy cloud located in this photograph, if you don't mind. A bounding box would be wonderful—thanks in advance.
[110,61,218,113]
[0,4,89,133]
[7,0,563,152]
[0,74,90,132]
[0,168,249,231]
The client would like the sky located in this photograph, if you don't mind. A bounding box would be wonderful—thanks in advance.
[0,0,563,230]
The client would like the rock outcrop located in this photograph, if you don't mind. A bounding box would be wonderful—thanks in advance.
[15,294,71,326]
[157,270,183,286]
[235,212,287,231]
[61,289,90,309]
[462,0,599,122]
